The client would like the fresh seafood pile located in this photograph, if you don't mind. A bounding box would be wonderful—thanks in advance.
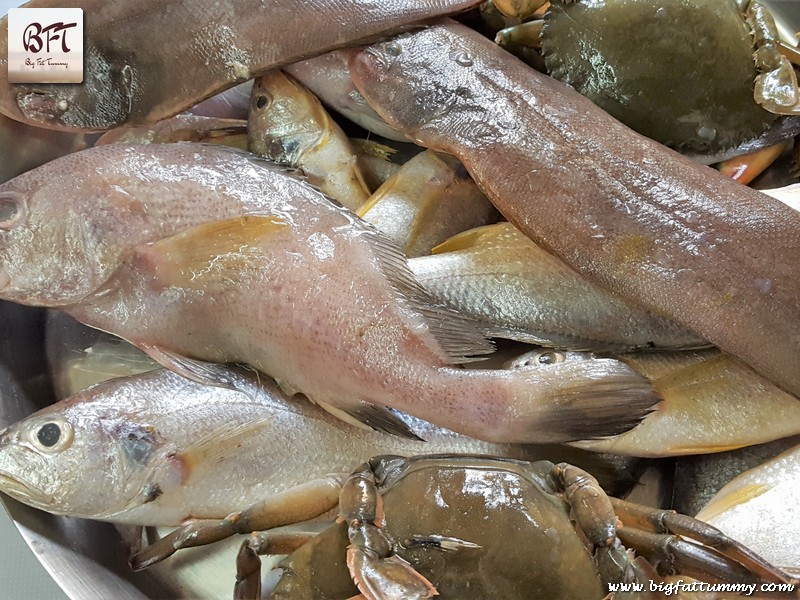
[1,0,800,598]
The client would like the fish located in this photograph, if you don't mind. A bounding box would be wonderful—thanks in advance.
[248,70,371,212]
[408,222,706,351]
[350,20,800,398]
[695,441,800,568]
[0,364,643,526]
[285,49,407,142]
[569,349,800,457]
[0,143,657,444]
[358,150,499,257]
[0,0,485,131]
[95,114,248,148]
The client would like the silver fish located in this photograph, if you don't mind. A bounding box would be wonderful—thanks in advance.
[409,222,706,351]
[0,365,639,526]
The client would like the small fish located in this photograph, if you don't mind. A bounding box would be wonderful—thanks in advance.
[285,49,407,142]
[695,441,800,568]
[0,0,485,131]
[96,114,248,149]
[0,365,641,525]
[0,144,657,444]
[351,20,800,399]
[570,349,800,457]
[248,70,371,212]
[358,150,500,257]
[409,222,706,351]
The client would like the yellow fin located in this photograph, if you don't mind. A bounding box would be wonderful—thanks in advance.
[696,483,771,521]
[431,222,517,254]
[137,215,288,290]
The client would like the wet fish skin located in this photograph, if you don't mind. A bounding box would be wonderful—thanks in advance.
[358,150,500,257]
[0,144,657,444]
[0,0,484,132]
[248,70,371,212]
[96,114,248,148]
[695,441,800,568]
[0,366,638,525]
[286,49,407,142]
[408,222,706,351]
[571,349,800,457]
[350,20,800,398]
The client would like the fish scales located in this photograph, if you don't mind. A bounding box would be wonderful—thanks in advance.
[350,20,800,398]
[0,0,484,131]
[0,144,657,445]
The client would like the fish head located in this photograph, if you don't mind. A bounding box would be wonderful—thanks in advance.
[0,36,135,132]
[248,71,325,164]
[350,23,503,148]
[0,393,169,520]
[0,155,149,306]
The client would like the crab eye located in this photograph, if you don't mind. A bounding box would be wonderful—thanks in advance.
[252,90,272,111]
[0,192,25,229]
[535,351,566,365]
[25,416,74,454]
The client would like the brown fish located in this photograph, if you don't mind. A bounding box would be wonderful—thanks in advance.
[350,20,800,397]
[0,0,484,131]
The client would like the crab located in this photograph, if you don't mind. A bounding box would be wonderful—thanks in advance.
[225,455,797,600]
[486,0,800,154]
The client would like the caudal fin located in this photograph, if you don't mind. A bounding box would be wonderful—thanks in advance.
[501,357,660,444]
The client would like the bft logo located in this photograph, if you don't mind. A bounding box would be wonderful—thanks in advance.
[7,8,83,84]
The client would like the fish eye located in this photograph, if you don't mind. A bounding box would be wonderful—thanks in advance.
[252,91,272,111]
[535,351,566,365]
[24,416,74,454]
[0,192,25,229]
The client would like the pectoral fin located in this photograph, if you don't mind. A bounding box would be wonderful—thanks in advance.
[133,215,289,291]
[312,396,423,441]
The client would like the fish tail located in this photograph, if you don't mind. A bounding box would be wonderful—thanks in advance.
[469,359,660,444]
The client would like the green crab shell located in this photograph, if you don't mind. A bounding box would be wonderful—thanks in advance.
[541,0,776,153]
[274,458,605,599]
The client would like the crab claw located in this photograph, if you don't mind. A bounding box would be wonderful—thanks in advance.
[346,545,439,600]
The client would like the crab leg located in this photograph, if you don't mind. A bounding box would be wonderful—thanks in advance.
[610,498,799,586]
[128,475,344,570]
[234,530,320,600]
[340,463,439,600]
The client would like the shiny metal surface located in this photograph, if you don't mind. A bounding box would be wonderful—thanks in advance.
[1,1,799,599]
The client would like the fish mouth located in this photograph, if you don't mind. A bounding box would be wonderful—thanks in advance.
[0,471,54,507]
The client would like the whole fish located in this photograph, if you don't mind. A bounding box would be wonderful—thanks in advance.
[285,49,407,141]
[248,70,371,212]
[0,0,484,131]
[358,150,499,257]
[695,441,800,568]
[409,222,706,351]
[0,143,657,444]
[0,365,641,526]
[350,20,800,398]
